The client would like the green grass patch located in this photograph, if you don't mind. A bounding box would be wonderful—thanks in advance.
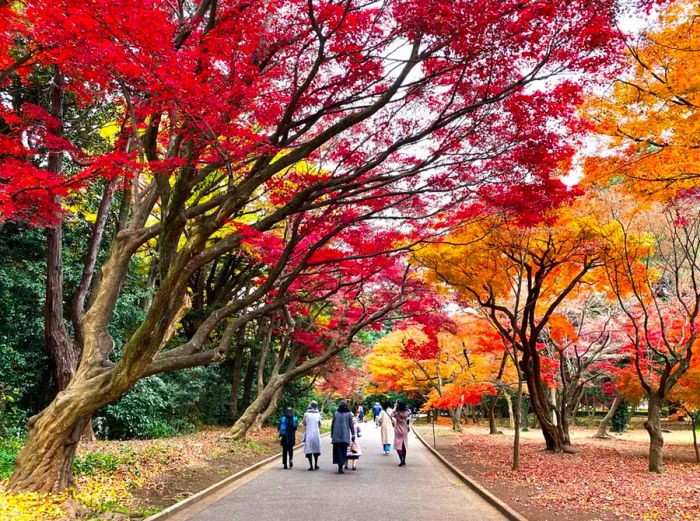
[73,448,134,476]
[229,438,268,455]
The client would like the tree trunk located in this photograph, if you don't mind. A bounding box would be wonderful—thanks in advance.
[43,72,97,444]
[45,222,78,393]
[521,358,567,452]
[229,378,283,440]
[557,400,571,446]
[229,341,245,421]
[252,385,283,430]
[513,380,523,471]
[504,392,514,429]
[449,406,463,431]
[595,395,621,438]
[9,374,111,492]
[690,412,699,464]
[43,71,79,397]
[645,393,665,473]
[240,347,258,411]
[488,394,499,434]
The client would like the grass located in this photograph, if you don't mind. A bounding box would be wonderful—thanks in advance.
[229,438,268,454]
[73,448,134,476]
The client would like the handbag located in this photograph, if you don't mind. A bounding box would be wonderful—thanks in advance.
[349,441,359,454]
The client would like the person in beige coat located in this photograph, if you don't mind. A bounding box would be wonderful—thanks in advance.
[392,401,410,466]
[378,402,394,455]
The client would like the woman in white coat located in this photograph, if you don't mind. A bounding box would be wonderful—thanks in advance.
[303,400,322,470]
[378,402,394,455]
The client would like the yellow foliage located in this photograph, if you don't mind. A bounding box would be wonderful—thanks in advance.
[0,488,67,521]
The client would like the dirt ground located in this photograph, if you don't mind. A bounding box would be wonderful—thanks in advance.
[79,427,283,520]
[414,421,700,521]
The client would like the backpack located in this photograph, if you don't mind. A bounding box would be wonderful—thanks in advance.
[279,415,299,435]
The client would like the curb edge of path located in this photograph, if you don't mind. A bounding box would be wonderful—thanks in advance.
[411,425,529,521]
[143,432,330,521]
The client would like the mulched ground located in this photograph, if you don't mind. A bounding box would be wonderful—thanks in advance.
[415,424,700,521]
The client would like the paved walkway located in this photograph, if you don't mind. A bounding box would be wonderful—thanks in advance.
[171,421,508,521]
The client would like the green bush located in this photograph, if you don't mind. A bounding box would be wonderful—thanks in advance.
[0,436,24,479]
[96,367,228,440]
[611,400,631,433]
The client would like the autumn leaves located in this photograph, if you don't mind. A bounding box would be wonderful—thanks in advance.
[368,0,700,474]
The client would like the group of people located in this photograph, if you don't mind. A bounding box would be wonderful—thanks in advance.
[277,400,411,474]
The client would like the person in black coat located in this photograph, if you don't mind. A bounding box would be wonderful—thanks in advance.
[279,407,298,469]
[330,400,356,474]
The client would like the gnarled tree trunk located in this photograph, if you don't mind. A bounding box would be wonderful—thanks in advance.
[9,372,113,492]
[645,393,665,473]
[252,386,283,431]
[230,377,284,440]
[522,360,567,452]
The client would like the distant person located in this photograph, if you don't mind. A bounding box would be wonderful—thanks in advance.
[331,400,356,474]
[373,402,382,426]
[392,401,410,466]
[378,402,394,455]
[303,401,322,471]
[279,407,298,469]
[357,404,365,422]
[345,415,362,471]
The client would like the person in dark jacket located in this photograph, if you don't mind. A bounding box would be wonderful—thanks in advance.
[331,400,355,474]
[279,407,298,469]
[373,402,382,426]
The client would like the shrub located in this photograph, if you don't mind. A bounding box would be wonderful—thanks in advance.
[0,437,23,479]
[611,400,631,433]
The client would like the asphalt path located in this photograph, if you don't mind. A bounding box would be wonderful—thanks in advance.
[170,421,508,521]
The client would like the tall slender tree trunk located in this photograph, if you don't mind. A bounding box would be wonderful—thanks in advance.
[241,347,258,411]
[595,395,621,438]
[512,379,523,471]
[45,223,77,393]
[645,392,665,473]
[488,393,499,434]
[229,340,246,421]
[44,70,78,397]
[43,71,96,444]
[504,392,514,429]
[689,412,699,463]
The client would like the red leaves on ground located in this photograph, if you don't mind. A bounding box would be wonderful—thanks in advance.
[452,429,700,521]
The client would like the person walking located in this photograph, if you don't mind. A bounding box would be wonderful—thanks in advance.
[279,407,298,469]
[357,404,364,423]
[303,401,322,471]
[373,402,382,426]
[345,415,362,471]
[331,400,356,474]
[393,401,410,466]
[378,402,394,455]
